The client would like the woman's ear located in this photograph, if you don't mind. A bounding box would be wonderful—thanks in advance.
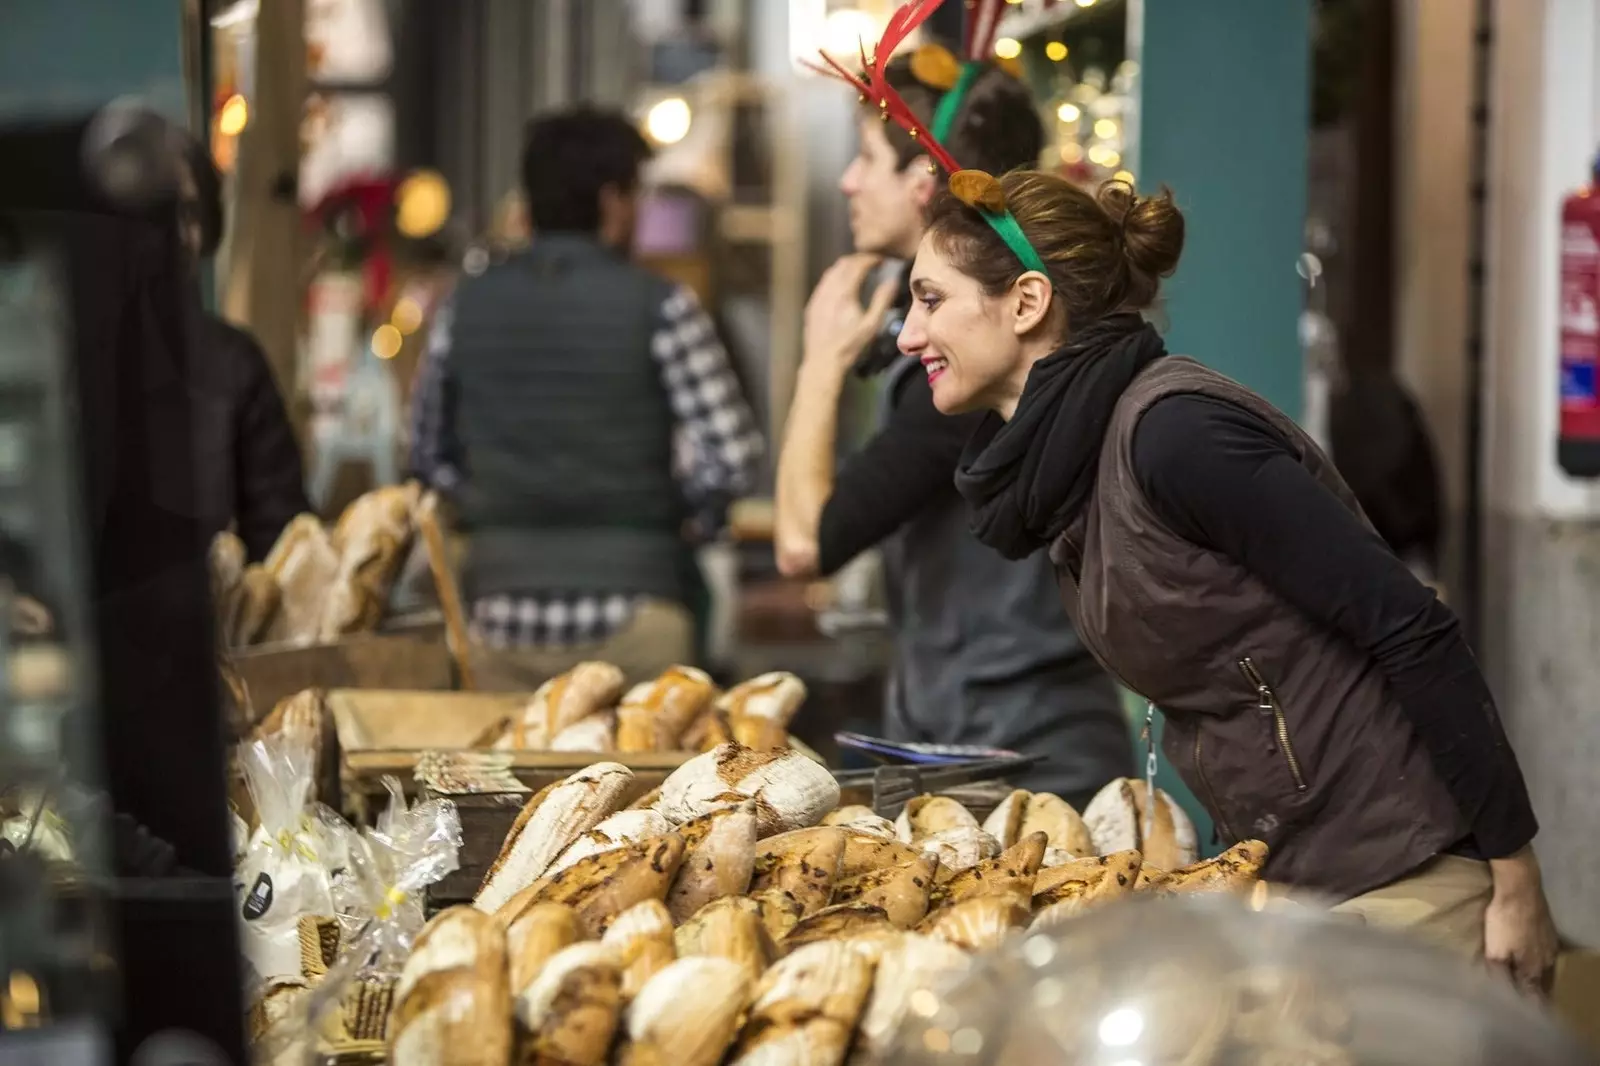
[1010,272,1055,336]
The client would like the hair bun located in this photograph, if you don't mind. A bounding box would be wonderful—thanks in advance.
[1097,179,1185,279]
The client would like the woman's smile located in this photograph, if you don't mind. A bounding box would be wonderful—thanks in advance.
[921,354,949,384]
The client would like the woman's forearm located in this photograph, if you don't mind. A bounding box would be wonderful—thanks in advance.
[774,361,849,577]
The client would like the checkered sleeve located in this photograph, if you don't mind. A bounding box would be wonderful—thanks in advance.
[651,285,764,538]
[406,299,463,493]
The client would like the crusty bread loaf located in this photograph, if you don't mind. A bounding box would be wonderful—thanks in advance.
[265,514,339,645]
[1082,777,1198,871]
[474,763,633,915]
[224,564,281,648]
[319,482,421,640]
[389,906,511,1066]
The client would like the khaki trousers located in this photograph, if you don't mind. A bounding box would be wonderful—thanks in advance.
[466,599,695,692]
[1330,854,1493,961]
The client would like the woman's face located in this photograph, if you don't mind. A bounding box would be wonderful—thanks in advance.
[899,232,1031,416]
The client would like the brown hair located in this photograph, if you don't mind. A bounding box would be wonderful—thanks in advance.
[926,171,1185,328]
[868,55,1043,177]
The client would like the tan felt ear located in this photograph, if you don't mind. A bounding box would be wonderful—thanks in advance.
[950,170,1007,213]
[910,43,963,90]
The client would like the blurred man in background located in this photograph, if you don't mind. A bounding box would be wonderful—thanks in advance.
[774,56,1132,806]
[176,134,310,561]
[409,105,762,686]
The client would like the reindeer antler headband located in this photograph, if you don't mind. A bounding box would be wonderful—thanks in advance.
[806,0,1049,278]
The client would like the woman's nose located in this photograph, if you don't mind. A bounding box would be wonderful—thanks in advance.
[898,304,927,355]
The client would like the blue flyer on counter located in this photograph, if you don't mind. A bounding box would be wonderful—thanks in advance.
[833,732,1021,765]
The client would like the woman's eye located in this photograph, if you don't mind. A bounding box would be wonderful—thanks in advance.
[919,295,941,311]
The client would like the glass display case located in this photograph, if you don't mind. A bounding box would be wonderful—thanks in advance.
[0,226,117,1064]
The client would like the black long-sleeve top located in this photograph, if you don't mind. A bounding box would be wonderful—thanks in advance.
[1132,392,1537,859]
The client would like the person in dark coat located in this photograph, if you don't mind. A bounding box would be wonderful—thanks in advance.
[175,135,310,559]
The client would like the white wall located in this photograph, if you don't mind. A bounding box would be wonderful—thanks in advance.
[1484,0,1600,520]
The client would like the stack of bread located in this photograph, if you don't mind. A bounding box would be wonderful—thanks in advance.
[372,746,1268,1066]
[212,483,424,649]
[473,664,808,755]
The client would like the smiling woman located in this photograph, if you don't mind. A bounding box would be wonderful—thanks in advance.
[912,163,1557,985]
[901,171,1182,418]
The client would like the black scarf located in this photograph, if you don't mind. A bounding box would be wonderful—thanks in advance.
[955,313,1168,560]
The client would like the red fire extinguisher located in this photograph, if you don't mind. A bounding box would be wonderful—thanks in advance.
[1559,153,1600,477]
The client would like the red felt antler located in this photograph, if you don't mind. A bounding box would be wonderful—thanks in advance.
[802,0,964,173]
[962,0,1009,61]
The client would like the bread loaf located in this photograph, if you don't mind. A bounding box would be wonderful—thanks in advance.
[388,906,511,1066]
[265,514,339,645]
[474,763,633,915]
[656,743,839,836]
[320,482,421,640]
[1082,777,1199,871]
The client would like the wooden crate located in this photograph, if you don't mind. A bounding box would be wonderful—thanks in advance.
[324,687,694,819]
[229,617,453,725]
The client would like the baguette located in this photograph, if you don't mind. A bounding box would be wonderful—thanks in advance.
[474,763,633,914]
[265,514,340,645]
[728,941,873,1066]
[513,941,621,1066]
[389,906,511,1066]
[830,856,937,928]
[665,801,759,923]
[615,666,717,753]
[715,671,807,728]
[508,834,687,938]
[1018,792,1093,856]
[504,662,627,750]
[620,956,752,1066]
[506,902,582,994]
[673,896,774,986]
[600,899,677,1000]
[320,482,421,640]
[656,743,839,836]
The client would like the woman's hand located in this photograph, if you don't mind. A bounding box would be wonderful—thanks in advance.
[802,254,898,374]
[11,595,51,636]
[1485,846,1560,995]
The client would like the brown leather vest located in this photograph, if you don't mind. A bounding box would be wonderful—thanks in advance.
[1049,358,1465,899]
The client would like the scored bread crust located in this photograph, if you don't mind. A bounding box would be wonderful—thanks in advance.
[666,802,759,922]
[656,744,840,836]
[714,671,807,727]
[389,907,511,1066]
[1083,777,1199,871]
[320,482,419,640]
[265,514,340,645]
[518,662,627,749]
[474,763,634,914]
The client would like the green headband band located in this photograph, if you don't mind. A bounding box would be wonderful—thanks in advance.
[980,207,1049,276]
[930,60,984,143]
[929,63,1048,277]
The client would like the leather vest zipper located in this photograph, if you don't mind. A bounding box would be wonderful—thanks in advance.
[1192,727,1237,843]
[1238,657,1308,792]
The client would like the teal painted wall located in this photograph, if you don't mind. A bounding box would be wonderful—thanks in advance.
[0,0,187,122]
[1129,0,1313,855]
[1139,0,1312,417]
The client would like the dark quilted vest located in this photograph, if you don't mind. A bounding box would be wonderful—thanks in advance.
[1050,357,1465,899]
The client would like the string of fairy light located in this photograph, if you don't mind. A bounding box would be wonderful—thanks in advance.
[990,0,1136,184]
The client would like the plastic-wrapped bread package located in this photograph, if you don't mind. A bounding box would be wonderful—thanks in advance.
[302,775,465,1048]
[234,732,354,982]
